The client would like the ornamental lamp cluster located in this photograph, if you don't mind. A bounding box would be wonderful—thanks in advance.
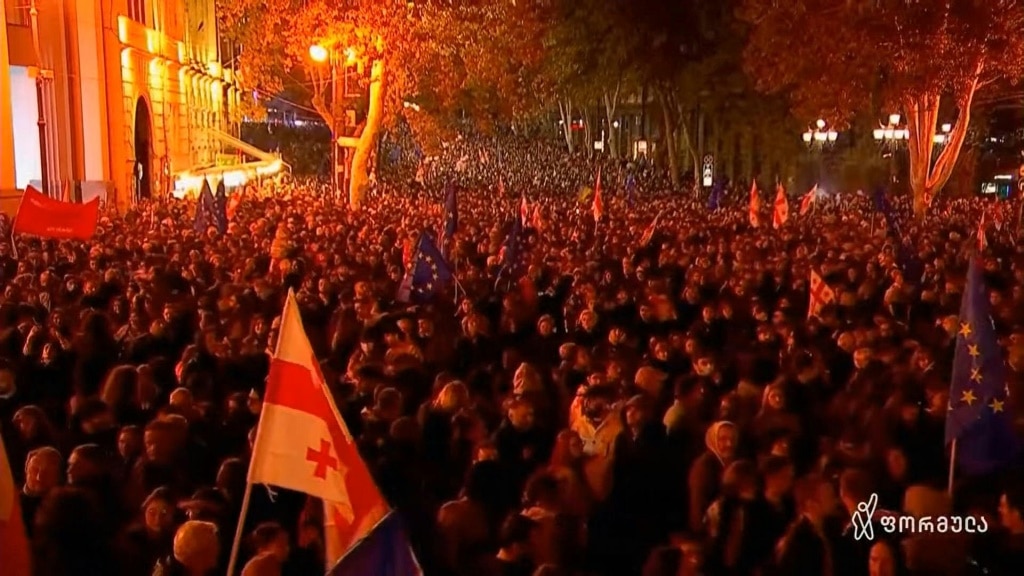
[802,119,839,148]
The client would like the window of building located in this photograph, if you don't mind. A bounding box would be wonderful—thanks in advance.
[128,0,146,25]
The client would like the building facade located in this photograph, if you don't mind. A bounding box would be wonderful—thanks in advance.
[1,0,241,210]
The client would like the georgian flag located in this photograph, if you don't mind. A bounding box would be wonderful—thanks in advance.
[748,181,761,228]
[799,184,818,216]
[772,183,789,229]
[808,270,836,319]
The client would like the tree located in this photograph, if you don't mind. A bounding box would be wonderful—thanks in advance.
[740,0,1024,216]
[219,0,547,208]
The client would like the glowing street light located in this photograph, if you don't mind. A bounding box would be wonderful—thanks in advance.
[309,44,329,63]
[802,119,839,147]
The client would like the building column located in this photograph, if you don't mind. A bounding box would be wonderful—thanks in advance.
[0,6,17,191]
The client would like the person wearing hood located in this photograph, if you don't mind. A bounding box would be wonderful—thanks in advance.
[688,420,739,534]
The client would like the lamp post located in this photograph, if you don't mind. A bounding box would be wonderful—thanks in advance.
[29,0,50,195]
[310,43,358,200]
[873,114,950,184]
[802,119,839,185]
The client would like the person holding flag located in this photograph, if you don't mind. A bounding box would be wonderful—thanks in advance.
[748,181,761,228]
[945,257,1019,484]
[772,183,789,229]
[231,290,421,576]
[807,270,836,319]
[799,184,818,216]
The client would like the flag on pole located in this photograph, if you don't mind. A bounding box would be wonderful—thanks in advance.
[707,181,724,211]
[194,180,216,233]
[945,257,1019,477]
[530,204,543,232]
[439,182,458,258]
[592,168,604,222]
[213,182,228,234]
[227,191,243,221]
[748,181,760,228]
[248,291,389,564]
[640,211,662,247]
[807,270,835,319]
[0,424,32,576]
[520,195,529,226]
[977,212,987,251]
[396,233,454,303]
[772,183,789,229]
[799,184,818,216]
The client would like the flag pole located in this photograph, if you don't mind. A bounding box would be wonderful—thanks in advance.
[226,290,295,575]
[947,438,957,496]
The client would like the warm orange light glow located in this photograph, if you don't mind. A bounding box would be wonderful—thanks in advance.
[177,42,187,64]
[120,48,132,69]
[309,44,329,63]
[208,62,222,78]
[146,29,157,54]
[117,16,128,43]
[345,48,357,64]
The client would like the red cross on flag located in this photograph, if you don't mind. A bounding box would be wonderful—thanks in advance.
[248,290,388,564]
[808,270,836,319]
[772,183,789,229]
[748,181,761,228]
[799,184,818,216]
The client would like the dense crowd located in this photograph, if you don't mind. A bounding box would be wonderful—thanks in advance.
[2,143,1024,576]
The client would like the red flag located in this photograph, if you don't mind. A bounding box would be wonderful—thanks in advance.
[593,168,604,222]
[530,204,543,232]
[520,195,529,226]
[748,181,760,228]
[640,211,662,247]
[799,184,818,216]
[772,183,789,229]
[13,186,99,240]
[808,270,836,319]
[249,291,388,564]
[0,431,31,576]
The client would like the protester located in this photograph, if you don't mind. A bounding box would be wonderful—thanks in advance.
[1,137,1023,576]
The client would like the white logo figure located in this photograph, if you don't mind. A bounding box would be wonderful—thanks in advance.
[851,492,878,541]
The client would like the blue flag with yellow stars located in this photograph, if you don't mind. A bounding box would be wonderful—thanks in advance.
[396,232,453,303]
[945,257,1019,476]
[495,214,529,291]
[194,179,216,233]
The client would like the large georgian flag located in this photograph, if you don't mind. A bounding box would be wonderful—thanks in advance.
[0,434,31,576]
[248,290,388,565]
[748,181,760,228]
[772,183,789,229]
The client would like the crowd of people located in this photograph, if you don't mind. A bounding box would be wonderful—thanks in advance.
[1,140,1024,576]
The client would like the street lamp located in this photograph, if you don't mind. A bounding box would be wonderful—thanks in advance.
[802,119,838,186]
[309,44,329,63]
[802,119,839,148]
[309,42,352,199]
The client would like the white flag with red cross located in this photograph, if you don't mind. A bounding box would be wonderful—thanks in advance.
[248,290,388,564]
[808,270,836,319]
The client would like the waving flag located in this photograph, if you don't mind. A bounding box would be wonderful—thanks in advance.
[439,182,458,257]
[593,168,604,222]
[708,181,724,211]
[249,291,389,565]
[497,216,529,290]
[808,270,836,319]
[213,182,228,234]
[748,181,761,228]
[640,211,662,247]
[977,212,987,251]
[530,204,544,232]
[396,233,454,303]
[194,180,216,233]
[520,195,529,226]
[799,184,818,216]
[227,190,243,221]
[0,434,30,576]
[328,511,422,576]
[13,186,99,241]
[945,258,1019,476]
[772,183,789,229]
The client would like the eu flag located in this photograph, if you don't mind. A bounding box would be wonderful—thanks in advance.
[194,179,216,233]
[708,181,724,211]
[945,257,1020,476]
[397,232,453,303]
[213,181,228,234]
[440,181,458,258]
[327,511,422,576]
[496,215,529,290]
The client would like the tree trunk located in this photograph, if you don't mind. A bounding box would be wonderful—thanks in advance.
[904,68,980,217]
[348,58,385,210]
[558,99,575,154]
[655,88,680,189]
[603,83,620,158]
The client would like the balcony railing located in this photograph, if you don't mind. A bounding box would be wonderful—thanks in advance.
[4,0,31,26]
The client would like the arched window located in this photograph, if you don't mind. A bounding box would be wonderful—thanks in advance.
[128,0,146,25]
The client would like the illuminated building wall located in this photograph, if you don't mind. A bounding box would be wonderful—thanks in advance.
[2,0,239,209]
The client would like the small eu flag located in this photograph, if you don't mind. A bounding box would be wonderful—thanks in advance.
[496,215,529,290]
[397,232,453,303]
[194,179,216,233]
[945,257,1019,476]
